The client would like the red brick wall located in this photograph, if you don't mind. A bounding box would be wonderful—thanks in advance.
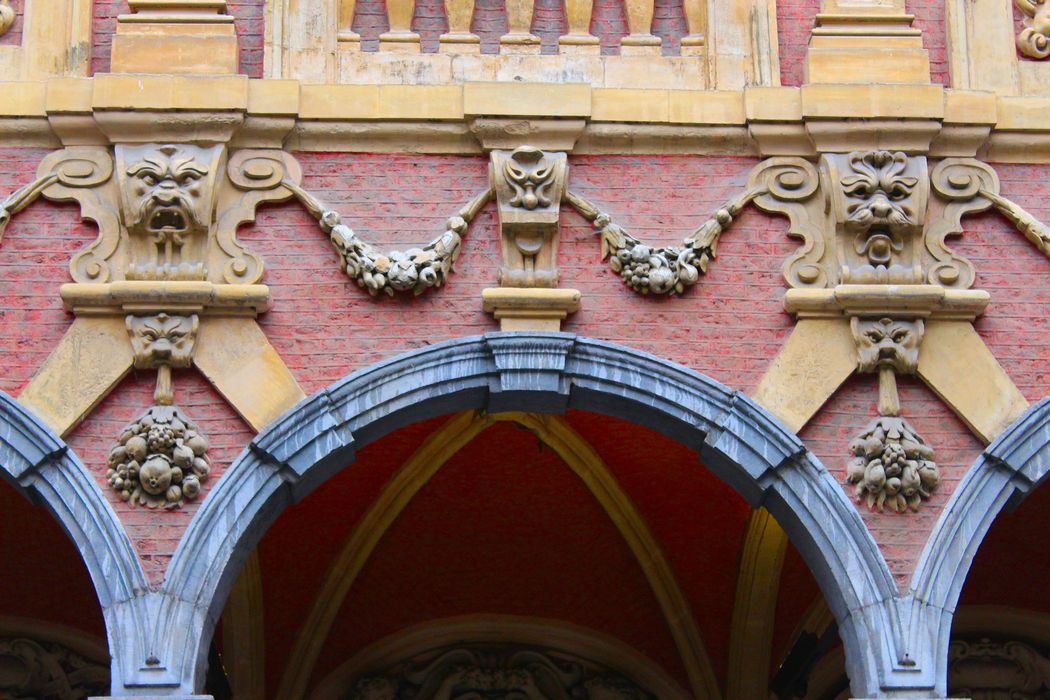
[776,0,949,86]
[90,0,264,77]
[3,152,1049,589]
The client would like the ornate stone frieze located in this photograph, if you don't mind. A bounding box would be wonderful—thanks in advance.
[490,146,568,288]
[345,644,655,700]
[948,638,1050,699]
[0,636,109,699]
[107,404,211,509]
[285,178,492,297]
[1016,0,1050,59]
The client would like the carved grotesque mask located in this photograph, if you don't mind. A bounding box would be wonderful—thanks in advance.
[127,313,199,369]
[841,151,920,267]
[851,316,924,374]
[503,146,557,211]
[116,143,223,280]
[124,145,213,238]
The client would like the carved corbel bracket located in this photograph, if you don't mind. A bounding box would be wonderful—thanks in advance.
[490,146,567,288]
[485,145,578,331]
[5,144,306,441]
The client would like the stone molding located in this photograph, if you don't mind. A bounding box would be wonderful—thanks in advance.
[6,77,1050,161]
[153,333,918,698]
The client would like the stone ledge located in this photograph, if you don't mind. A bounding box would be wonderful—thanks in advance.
[1,79,1050,160]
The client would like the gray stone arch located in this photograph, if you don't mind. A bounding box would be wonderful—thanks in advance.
[125,333,925,698]
[0,391,147,695]
[911,395,1050,699]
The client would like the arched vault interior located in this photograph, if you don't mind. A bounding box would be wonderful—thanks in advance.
[214,408,831,700]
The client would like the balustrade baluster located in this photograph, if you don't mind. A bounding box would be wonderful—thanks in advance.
[379,0,421,51]
[620,0,660,54]
[439,0,481,52]
[501,0,541,53]
[681,0,705,55]
[559,0,599,53]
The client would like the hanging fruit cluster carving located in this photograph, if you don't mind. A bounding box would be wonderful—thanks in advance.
[846,416,939,513]
[107,405,211,509]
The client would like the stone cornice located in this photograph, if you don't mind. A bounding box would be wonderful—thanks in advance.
[2,77,1050,161]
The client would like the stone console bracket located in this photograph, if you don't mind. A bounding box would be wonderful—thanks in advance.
[11,143,306,437]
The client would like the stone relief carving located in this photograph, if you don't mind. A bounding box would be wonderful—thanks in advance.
[344,645,655,700]
[846,415,939,513]
[846,316,939,512]
[1017,0,1050,59]
[852,317,924,375]
[490,146,568,288]
[948,638,1050,699]
[564,190,749,296]
[285,178,492,296]
[110,312,210,509]
[117,144,222,281]
[0,636,109,700]
[824,150,929,285]
[107,405,211,509]
[565,157,821,295]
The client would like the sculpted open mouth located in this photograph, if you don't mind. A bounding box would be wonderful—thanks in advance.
[148,206,188,232]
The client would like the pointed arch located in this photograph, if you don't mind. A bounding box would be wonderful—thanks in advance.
[150,333,904,697]
[274,410,720,700]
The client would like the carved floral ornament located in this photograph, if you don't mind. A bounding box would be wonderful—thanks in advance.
[0,1,12,38]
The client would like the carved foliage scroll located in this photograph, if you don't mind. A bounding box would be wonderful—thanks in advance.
[948,638,1050,698]
[345,644,655,700]
[1017,0,1050,59]
[0,636,109,700]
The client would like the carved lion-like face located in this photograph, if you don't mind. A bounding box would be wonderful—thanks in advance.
[852,317,924,374]
[835,151,919,243]
[123,145,212,237]
[127,313,199,369]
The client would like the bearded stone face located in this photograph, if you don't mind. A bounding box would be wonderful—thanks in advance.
[127,313,199,369]
[851,316,925,374]
[117,143,222,280]
[124,145,211,238]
